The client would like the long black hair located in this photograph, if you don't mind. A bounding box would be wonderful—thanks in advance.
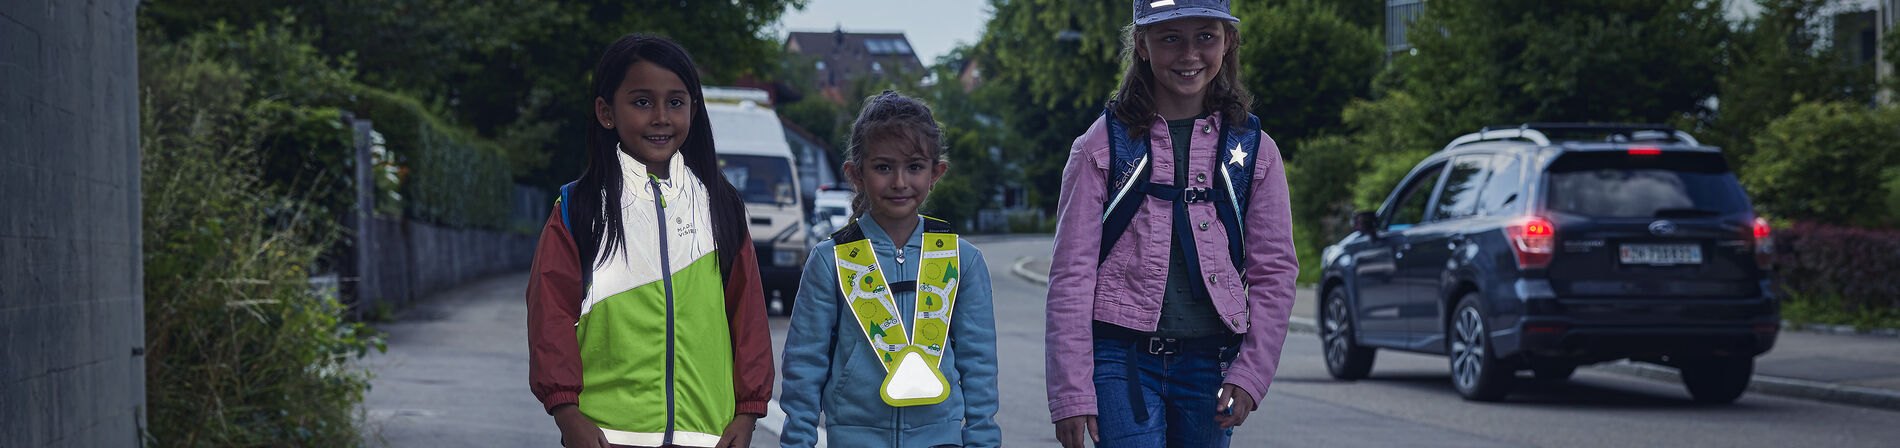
[574,34,750,280]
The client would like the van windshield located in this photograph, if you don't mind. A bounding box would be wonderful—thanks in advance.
[718,154,797,204]
[1544,152,1751,218]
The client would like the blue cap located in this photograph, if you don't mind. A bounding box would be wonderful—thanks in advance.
[1133,0,1239,26]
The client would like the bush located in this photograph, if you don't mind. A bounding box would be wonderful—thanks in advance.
[140,24,381,448]
[1742,101,1900,228]
[348,87,516,230]
[1772,222,1900,321]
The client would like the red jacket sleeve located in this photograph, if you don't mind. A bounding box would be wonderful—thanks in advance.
[724,234,775,416]
[527,207,585,414]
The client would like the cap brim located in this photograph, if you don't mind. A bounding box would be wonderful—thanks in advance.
[1134,7,1240,26]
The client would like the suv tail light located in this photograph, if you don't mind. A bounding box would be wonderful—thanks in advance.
[1753,217,1774,270]
[1506,217,1555,269]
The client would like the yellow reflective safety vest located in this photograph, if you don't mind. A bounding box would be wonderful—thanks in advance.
[831,217,960,407]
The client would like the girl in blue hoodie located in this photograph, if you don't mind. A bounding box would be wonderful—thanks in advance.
[777,91,1001,448]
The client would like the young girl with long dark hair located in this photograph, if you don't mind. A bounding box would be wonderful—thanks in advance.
[527,34,774,448]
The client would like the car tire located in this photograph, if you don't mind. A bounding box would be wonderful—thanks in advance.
[1321,287,1376,380]
[1532,363,1577,382]
[1680,356,1752,404]
[1449,294,1513,401]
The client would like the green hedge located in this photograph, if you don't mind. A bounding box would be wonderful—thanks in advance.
[1742,101,1900,228]
[1773,222,1900,329]
[347,87,515,230]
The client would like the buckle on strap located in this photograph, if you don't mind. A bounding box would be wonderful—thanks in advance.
[1180,187,1214,204]
[1146,337,1180,355]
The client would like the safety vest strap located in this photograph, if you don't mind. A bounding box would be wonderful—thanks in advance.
[824,218,957,408]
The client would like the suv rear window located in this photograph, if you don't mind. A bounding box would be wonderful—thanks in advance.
[1543,152,1750,218]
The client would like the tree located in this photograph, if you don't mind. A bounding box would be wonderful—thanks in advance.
[142,0,811,189]
[1697,0,1876,163]
[972,0,1126,211]
[1235,0,1382,158]
[1390,0,1729,134]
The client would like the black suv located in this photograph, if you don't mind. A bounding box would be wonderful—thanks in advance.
[1317,123,1778,403]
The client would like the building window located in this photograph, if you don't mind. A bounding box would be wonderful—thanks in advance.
[872,61,882,73]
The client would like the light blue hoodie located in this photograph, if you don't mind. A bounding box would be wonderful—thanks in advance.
[777,215,1001,448]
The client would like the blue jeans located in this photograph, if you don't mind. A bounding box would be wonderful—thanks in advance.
[1091,332,1239,448]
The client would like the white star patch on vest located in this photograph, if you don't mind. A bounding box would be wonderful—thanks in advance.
[1228,143,1248,166]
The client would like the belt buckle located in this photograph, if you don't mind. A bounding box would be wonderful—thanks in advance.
[1147,337,1179,355]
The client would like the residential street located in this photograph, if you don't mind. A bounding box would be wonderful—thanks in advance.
[361,234,1900,447]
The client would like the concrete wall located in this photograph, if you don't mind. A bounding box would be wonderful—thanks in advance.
[0,1,147,447]
[359,217,537,312]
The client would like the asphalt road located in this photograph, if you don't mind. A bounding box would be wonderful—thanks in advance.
[361,234,1900,447]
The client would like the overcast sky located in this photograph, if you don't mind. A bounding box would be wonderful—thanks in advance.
[775,0,995,65]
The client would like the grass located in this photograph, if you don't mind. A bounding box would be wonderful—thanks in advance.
[1780,293,1900,331]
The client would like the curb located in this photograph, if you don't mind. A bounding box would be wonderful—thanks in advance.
[1009,256,1900,412]
[1588,361,1900,411]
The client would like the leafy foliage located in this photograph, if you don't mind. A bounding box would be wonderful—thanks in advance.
[1392,0,1727,133]
[139,25,383,447]
[972,0,1126,211]
[1772,222,1900,326]
[140,0,809,190]
[1235,0,1382,155]
[1742,101,1900,227]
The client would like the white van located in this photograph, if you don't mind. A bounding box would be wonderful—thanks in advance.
[704,87,807,313]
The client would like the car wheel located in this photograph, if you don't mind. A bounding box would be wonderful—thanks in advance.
[1321,287,1376,380]
[1532,363,1577,382]
[1680,356,1752,403]
[1449,294,1512,401]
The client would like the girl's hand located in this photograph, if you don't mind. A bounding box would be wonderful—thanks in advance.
[715,414,758,448]
[1213,383,1256,429]
[552,404,608,448]
[1054,415,1098,448]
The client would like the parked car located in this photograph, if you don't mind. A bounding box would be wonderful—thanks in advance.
[707,86,807,314]
[1317,123,1779,403]
[809,184,855,241]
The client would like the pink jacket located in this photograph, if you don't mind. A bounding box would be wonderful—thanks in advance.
[1044,112,1299,422]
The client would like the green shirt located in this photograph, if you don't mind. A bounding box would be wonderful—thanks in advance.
[1153,114,1229,339]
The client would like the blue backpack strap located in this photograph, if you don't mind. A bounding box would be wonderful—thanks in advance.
[1214,114,1263,271]
[1100,109,1152,264]
[556,181,592,289]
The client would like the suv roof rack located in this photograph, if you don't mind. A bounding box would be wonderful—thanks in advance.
[1444,122,1702,151]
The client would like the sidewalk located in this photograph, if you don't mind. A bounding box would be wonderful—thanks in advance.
[1012,255,1900,411]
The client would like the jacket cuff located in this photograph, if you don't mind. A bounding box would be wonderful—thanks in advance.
[1223,370,1268,411]
[1048,395,1098,422]
[736,399,769,417]
[541,391,580,415]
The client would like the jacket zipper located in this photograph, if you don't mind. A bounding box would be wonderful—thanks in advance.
[650,178,677,445]
[893,242,905,448]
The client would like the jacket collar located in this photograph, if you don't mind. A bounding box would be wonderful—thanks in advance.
[619,149,688,202]
[857,214,924,255]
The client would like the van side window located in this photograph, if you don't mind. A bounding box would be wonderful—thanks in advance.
[1386,163,1445,230]
[1477,154,1523,215]
[1431,154,1491,221]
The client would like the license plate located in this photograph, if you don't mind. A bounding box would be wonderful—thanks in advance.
[1619,244,1702,265]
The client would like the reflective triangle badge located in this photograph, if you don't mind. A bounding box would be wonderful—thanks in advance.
[880,346,950,407]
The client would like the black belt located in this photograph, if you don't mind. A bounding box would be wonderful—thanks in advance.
[1094,322,1237,423]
